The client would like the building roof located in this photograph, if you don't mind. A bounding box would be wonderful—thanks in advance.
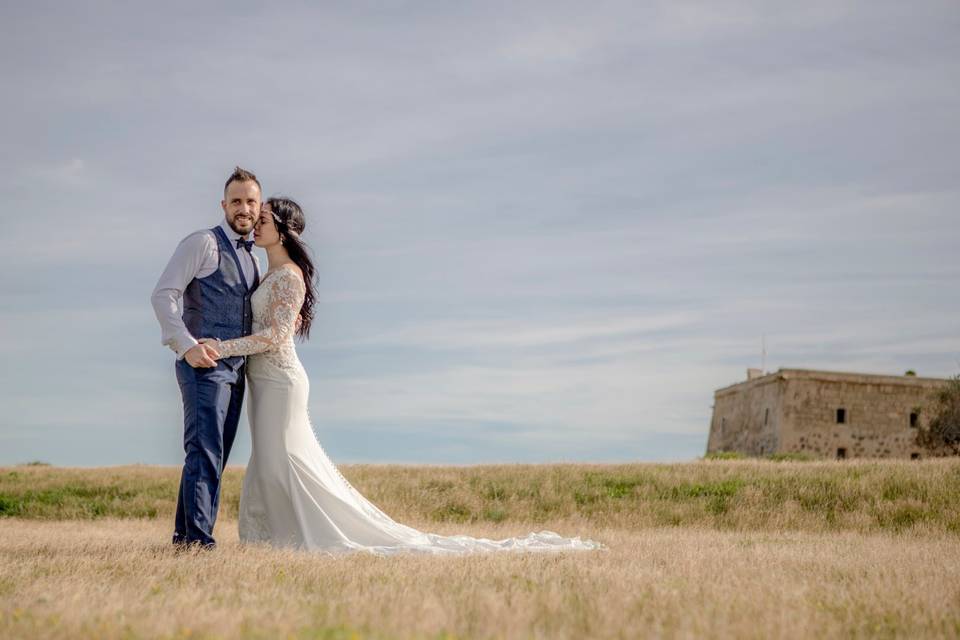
[714,367,950,396]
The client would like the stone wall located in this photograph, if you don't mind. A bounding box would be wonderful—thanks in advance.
[707,374,783,456]
[707,369,947,459]
[778,371,943,459]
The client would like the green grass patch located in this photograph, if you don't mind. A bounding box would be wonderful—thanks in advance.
[702,451,745,460]
[431,502,472,523]
[665,479,744,500]
[765,452,817,462]
[2,460,960,536]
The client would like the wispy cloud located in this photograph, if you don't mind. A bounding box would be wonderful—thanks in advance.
[1,1,958,465]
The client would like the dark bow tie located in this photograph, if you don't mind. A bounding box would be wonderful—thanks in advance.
[235,238,254,252]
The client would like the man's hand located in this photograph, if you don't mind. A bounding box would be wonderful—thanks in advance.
[184,343,220,368]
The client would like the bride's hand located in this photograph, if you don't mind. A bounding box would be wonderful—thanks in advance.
[198,338,222,359]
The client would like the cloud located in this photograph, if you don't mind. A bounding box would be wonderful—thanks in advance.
[329,311,701,350]
[1,0,958,465]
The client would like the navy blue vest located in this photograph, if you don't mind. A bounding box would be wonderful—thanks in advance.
[182,226,259,369]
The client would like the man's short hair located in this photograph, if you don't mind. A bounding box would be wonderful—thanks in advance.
[224,166,261,195]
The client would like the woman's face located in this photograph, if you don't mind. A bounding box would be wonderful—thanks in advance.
[254,202,282,248]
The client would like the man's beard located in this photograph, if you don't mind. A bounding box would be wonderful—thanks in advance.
[229,217,254,236]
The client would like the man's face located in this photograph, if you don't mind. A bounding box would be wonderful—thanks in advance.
[221,180,261,236]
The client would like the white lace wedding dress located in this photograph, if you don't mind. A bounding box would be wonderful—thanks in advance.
[215,264,605,556]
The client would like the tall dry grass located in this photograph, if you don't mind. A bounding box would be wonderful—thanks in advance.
[2,460,959,638]
[2,459,959,535]
[2,519,958,639]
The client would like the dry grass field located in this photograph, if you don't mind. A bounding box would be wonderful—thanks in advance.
[2,459,959,639]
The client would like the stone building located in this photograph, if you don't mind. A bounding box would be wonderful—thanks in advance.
[706,368,949,459]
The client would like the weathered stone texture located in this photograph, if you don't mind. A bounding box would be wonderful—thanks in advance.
[707,368,947,459]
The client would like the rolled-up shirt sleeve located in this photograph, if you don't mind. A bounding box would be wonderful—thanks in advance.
[150,231,215,359]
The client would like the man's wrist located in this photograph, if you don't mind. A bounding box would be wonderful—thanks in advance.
[176,338,200,360]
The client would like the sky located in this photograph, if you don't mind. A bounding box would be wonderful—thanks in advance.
[1,1,958,466]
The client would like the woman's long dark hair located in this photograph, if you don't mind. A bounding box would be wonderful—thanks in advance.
[267,196,316,340]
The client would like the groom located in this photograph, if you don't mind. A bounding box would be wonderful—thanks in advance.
[150,166,262,548]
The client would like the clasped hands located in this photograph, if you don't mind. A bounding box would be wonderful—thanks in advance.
[184,338,223,368]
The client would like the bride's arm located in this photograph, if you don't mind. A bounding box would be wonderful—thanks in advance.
[208,267,305,358]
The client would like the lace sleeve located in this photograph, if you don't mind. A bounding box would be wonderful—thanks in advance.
[217,266,305,357]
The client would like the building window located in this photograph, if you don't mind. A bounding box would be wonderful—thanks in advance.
[721,417,726,434]
[764,408,769,425]
[910,412,918,428]
[836,408,846,424]
[911,452,920,460]
[836,447,847,459]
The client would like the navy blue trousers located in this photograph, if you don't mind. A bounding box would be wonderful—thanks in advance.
[173,358,245,547]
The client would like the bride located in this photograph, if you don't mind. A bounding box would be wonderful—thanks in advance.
[202,197,605,556]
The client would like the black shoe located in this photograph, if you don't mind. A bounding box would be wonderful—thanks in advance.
[172,539,216,554]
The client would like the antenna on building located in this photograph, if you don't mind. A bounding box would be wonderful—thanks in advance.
[761,333,767,373]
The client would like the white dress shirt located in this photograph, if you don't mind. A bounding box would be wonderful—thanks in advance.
[151,219,261,359]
